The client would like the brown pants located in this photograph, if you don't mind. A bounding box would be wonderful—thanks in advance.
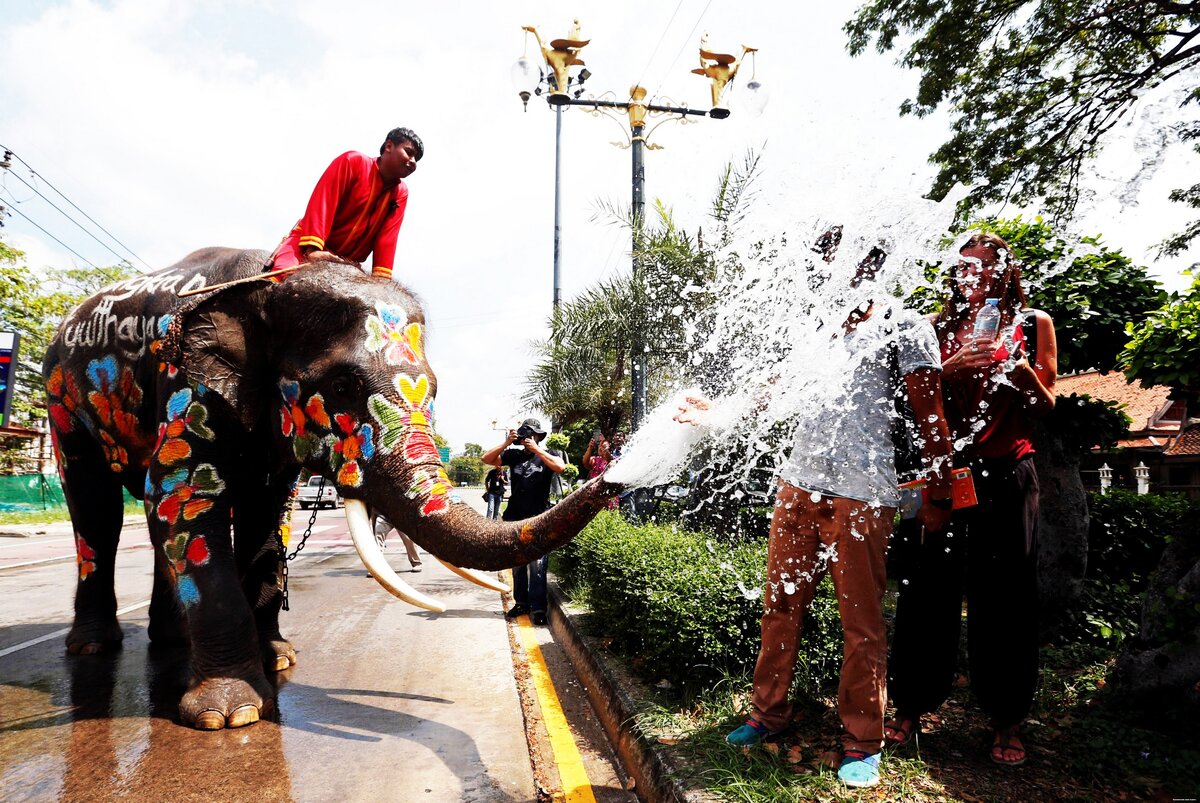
[750,482,894,754]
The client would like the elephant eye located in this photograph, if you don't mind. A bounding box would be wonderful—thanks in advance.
[330,373,361,398]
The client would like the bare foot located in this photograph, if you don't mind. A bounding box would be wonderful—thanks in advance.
[884,714,917,746]
[991,725,1027,766]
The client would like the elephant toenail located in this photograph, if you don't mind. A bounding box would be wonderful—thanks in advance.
[194,710,226,730]
[270,655,291,672]
[227,705,260,728]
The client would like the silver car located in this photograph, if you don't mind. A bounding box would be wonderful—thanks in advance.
[296,476,342,509]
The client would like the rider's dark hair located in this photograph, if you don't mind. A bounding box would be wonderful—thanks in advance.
[381,127,424,160]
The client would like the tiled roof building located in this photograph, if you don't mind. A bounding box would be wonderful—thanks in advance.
[1056,371,1197,497]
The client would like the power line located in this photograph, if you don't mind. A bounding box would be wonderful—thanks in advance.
[634,0,688,91]
[0,144,153,270]
[2,169,132,267]
[650,0,716,102]
[0,201,98,268]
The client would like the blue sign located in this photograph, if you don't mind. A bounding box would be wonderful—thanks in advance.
[0,332,18,428]
[437,446,451,464]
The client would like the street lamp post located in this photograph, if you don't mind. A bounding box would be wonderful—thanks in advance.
[512,20,765,430]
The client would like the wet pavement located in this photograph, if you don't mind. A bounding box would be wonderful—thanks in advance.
[0,497,634,802]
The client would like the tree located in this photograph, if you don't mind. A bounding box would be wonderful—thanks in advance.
[463,442,483,458]
[977,217,1168,373]
[846,2,1200,252]
[0,240,134,469]
[1116,277,1200,704]
[1121,275,1200,393]
[447,455,484,486]
[523,151,760,431]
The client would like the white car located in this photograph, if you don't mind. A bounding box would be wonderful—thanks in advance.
[296,476,342,509]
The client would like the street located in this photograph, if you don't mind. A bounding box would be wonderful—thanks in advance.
[0,497,634,802]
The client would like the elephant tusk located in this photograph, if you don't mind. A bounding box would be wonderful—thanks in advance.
[345,500,446,613]
[435,559,512,593]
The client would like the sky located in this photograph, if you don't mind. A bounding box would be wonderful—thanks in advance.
[2,0,1197,452]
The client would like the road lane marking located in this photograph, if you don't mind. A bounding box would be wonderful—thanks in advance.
[0,599,152,658]
[515,615,596,803]
[0,547,343,658]
[0,544,153,571]
[0,537,76,550]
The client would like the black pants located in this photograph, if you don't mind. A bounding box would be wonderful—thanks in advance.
[888,456,1040,728]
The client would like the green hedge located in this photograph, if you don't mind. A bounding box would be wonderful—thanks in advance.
[555,511,843,693]
[1064,489,1200,646]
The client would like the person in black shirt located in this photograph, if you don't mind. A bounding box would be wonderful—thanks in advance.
[483,466,507,520]
[481,417,565,625]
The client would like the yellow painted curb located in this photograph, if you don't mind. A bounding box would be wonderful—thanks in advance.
[516,614,597,803]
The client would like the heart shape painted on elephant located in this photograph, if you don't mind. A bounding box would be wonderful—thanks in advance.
[396,374,429,410]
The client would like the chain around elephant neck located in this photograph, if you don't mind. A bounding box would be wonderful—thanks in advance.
[281,476,326,611]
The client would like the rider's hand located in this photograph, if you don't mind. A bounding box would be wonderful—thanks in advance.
[304,250,361,268]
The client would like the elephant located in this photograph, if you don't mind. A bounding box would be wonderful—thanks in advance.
[43,247,619,730]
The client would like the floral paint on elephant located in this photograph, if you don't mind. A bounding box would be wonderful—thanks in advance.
[369,372,451,515]
[75,534,97,580]
[47,364,88,436]
[154,387,215,465]
[330,414,374,487]
[364,302,424,366]
[148,385,222,607]
[147,314,178,379]
[278,381,334,463]
[276,382,374,486]
[163,531,212,607]
[405,466,455,516]
[153,464,225,526]
[85,355,153,470]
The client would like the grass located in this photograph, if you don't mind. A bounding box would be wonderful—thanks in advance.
[0,500,143,526]
[561,580,1200,803]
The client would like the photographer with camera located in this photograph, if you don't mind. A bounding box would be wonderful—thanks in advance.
[481,418,565,626]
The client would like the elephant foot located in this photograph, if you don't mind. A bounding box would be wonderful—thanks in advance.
[147,600,187,646]
[261,637,297,672]
[66,618,124,655]
[147,618,189,647]
[180,674,274,730]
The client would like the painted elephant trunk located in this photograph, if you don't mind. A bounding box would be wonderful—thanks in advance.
[371,474,622,573]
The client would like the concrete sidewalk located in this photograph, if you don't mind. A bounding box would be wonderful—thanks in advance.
[0,514,145,539]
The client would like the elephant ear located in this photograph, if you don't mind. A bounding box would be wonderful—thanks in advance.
[161,287,269,429]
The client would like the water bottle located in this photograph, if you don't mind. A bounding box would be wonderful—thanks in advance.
[972,298,1001,342]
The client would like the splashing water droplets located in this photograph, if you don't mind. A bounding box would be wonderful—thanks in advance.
[602,184,975,519]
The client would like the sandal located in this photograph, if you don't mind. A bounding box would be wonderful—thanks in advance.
[990,724,1026,766]
[884,714,918,746]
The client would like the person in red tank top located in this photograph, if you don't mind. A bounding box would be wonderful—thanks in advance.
[268,127,423,281]
[886,232,1058,767]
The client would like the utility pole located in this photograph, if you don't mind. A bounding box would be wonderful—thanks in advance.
[512,21,766,429]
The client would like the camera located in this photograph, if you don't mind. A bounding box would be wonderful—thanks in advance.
[515,425,535,442]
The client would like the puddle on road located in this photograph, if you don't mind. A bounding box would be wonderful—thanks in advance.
[0,634,295,801]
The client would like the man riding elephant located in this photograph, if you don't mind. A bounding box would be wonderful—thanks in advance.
[267,127,423,281]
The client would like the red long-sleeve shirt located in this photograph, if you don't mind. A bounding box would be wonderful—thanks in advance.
[273,151,409,279]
